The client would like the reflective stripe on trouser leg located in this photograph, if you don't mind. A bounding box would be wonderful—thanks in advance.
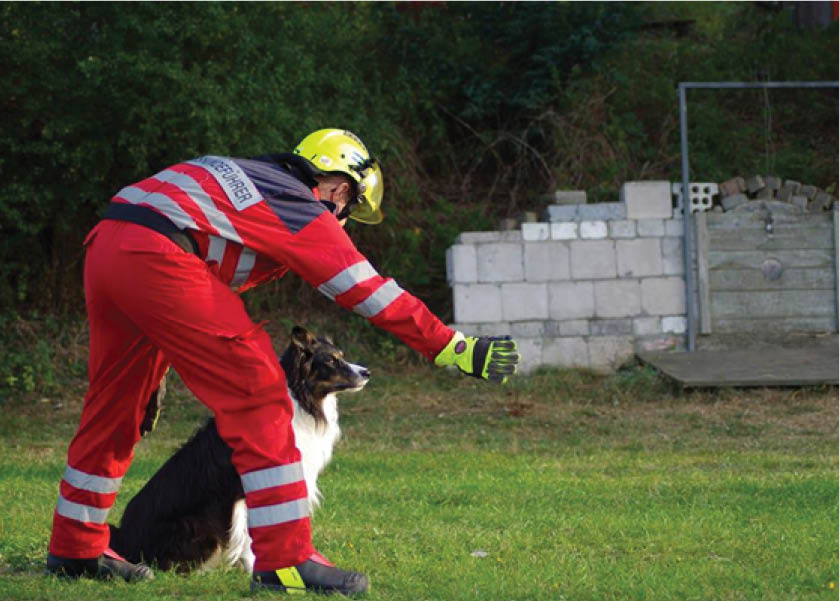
[49,226,170,559]
[67,221,314,569]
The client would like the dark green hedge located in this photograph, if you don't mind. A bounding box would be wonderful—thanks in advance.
[1,2,836,318]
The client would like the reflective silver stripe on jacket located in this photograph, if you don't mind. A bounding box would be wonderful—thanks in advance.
[206,234,227,264]
[317,261,379,301]
[231,249,257,288]
[354,280,405,318]
[114,186,198,231]
[156,169,244,244]
[62,465,122,494]
[55,495,111,524]
[247,498,309,528]
[241,462,305,494]
[188,156,263,212]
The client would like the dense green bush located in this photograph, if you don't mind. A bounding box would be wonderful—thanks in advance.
[1,2,837,322]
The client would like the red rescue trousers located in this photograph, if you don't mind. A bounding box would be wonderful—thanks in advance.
[49,220,314,570]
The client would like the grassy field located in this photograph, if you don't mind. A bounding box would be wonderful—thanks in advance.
[0,361,836,601]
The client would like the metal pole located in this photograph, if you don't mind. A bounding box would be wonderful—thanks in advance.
[678,84,695,352]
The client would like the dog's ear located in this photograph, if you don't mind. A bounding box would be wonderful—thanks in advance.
[291,326,317,350]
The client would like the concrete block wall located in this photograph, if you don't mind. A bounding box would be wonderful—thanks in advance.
[446,181,690,373]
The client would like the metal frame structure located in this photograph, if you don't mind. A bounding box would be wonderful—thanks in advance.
[677,81,839,351]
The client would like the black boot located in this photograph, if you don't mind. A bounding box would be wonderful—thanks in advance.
[252,556,368,596]
[46,552,154,582]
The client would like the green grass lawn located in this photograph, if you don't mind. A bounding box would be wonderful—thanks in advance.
[0,364,836,600]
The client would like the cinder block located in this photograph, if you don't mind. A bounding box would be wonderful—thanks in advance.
[543,204,579,222]
[672,182,718,215]
[521,222,550,241]
[501,282,548,321]
[548,281,594,320]
[814,191,835,210]
[661,315,687,334]
[580,220,608,239]
[594,280,641,318]
[451,322,513,338]
[621,181,673,219]
[664,218,684,237]
[545,319,590,336]
[516,338,544,374]
[616,238,663,277]
[799,185,819,200]
[776,184,796,203]
[719,176,746,197]
[764,176,781,190]
[633,317,660,336]
[636,219,665,237]
[755,187,774,200]
[542,337,589,368]
[721,193,749,211]
[524,241,570,282]
[578,202,626,221]
[746,175,765,194]
[588,336,634,373]
[570,240,616,279]
[456,232,502,244]
[793,195,809,211]
[641,277,686,315]
[590,318,633,336]
[783,180,801,193]
[457,231,523,244]
[609,220,636,238]
[453,284,502,323]
[551,222,578,240]
[552,190,587,204]
[510,320,545,338]
[446,244,477,284]
[477,243,523,282]
[662,237,684,275]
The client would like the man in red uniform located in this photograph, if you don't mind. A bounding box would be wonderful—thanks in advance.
[46,129,519,596]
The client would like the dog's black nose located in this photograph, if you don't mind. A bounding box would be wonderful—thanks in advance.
[360,367,370,379]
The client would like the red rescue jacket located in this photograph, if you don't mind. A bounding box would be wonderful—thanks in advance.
[108,154,455,361]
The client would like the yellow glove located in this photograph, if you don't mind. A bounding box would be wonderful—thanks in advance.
[434,332,519,384]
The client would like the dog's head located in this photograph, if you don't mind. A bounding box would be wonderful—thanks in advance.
[280,325,370,423]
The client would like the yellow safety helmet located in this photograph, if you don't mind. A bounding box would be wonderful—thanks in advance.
[293,129,384,224]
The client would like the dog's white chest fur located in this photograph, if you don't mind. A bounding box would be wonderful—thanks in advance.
[226,393,340,572]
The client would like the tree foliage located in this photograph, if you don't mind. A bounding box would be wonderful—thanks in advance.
[0,1,836,319]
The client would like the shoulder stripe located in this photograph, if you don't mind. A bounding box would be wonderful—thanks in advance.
[156,169,243,244]
[114,186,198,230]
[317,261,379,301]
[354,280,405,318]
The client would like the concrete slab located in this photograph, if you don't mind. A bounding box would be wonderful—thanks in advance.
[638,337,839,387]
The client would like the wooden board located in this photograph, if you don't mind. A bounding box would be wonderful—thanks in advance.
[639,343,839,388]
[710,289,836,319]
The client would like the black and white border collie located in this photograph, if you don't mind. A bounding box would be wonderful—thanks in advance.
[108,326,369,573]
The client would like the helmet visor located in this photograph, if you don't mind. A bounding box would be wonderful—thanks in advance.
[349,162,383,224]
